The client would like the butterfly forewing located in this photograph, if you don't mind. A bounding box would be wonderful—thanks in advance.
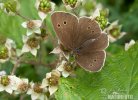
[51,12,78,50]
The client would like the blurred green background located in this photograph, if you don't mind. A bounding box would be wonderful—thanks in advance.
[0,0,138,99]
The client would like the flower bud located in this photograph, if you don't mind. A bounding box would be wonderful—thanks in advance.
[95,15,108,30]
[4,0,20,14]
[38,0,52,13]
[63,0,82,9]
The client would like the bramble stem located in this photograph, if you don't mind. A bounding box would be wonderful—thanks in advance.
[11,58,20,75]
[15,11,30,20]
[20,60,57,69]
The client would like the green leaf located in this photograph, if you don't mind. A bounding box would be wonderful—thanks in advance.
[55,42,138,100]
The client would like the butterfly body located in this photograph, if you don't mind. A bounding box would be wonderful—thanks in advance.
[51,11,109,72]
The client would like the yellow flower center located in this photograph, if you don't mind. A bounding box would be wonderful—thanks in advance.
[109,27,120,38]
[64,65,73,72]
[48,76,59,86]
[18,82,29,93]
[0,46,9,59]
[27,21,35,29]
[33,83,43,93]
[0,76,10,86]
[27,37,39,49]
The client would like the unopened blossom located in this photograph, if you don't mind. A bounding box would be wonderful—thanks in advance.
[105,20,126,42]
[125,40,135,51]
[0,75,17,94]
[0,38,16,63]
[21,35,40,56]
[1,0,20,15]
[41,70,60,95]
[57,60,73,78]
[22,20,42,36]
[27,82,47,100]
[35,0,55,20]
[95,9,109,30]
[63,0,83,10]
[14,78,29,94]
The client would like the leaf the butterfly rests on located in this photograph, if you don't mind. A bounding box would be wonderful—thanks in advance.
[51,11,109,72]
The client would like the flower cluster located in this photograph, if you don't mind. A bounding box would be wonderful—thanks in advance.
[0,65,73,100]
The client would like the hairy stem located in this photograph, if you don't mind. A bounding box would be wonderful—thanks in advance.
[11,58,20,75]
[20,60,57,69]
[15,11,30,20]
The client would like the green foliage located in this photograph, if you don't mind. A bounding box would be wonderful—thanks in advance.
[0,0,138,99]
[56,42,138,100]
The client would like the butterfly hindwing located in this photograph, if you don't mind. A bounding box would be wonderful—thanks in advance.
[79,33,109,53]
[76,51,106,72]
[73,17,102,48]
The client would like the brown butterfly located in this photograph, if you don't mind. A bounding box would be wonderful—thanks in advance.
[51,12,109,72]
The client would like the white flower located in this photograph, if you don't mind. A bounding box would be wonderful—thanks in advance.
[22,20,42,36]
[63,0,83,10]
[41,70,60,95]
[125,40,135,51]
[21,35,40,56]
[27,82,47,100]
[57,60,73,78]
[0,75,18,94]
[14,78,29,94]
[5,38,16,50]
[105,20,126,42]
[0,38,15,63]
[0,71,6,76]
[35,0,55,20]
[51,45,70,60]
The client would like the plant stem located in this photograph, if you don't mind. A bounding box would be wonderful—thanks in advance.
[15,11,30,20]
[11,58,20,75]
[20,60,57,69]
